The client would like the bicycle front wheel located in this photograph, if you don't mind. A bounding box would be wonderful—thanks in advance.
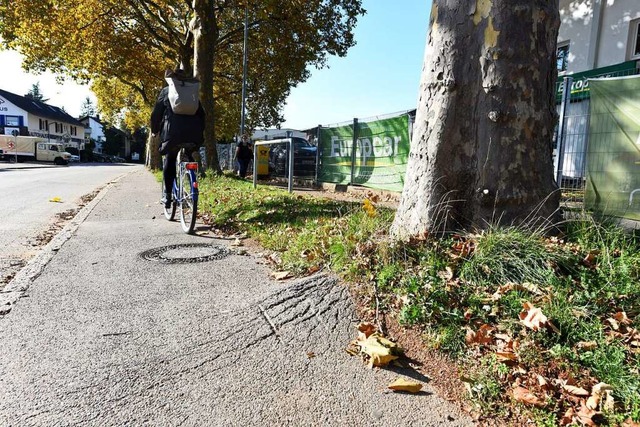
[179,170,198,234]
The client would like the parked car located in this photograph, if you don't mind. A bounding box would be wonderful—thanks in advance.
[69,154,80,163]
[268,137,317,177]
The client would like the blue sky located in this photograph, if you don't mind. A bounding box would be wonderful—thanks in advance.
[282,0,431,129]
[0,0,431,129]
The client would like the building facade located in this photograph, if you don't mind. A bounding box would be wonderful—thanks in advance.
[79,116,106,153]
[555,0,640,180]
[558,0,640,75]
[0,88,86,148]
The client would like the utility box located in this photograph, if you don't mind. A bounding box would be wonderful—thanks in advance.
[256,144,270,176]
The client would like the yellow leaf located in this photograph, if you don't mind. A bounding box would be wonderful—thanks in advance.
[388,377,423,393]
[357,333,400,368]
[49,196,63,203]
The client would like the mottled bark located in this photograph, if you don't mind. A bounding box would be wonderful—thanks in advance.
[391,0,561,239]
[192,0,222,174]
[145,133,161,170]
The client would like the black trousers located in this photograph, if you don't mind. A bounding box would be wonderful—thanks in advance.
[237,158,251,178]
[162,144,195,199]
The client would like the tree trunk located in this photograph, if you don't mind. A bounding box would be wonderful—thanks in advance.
[391,0,561,239]
[145,133,161,170]
[192,0,222,174]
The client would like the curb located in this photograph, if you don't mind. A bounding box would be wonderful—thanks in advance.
[0,172,132,316]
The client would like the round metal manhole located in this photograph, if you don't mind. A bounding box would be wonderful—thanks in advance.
[139,243,230,264]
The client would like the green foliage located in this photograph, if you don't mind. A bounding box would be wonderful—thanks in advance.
[24,82,48,102]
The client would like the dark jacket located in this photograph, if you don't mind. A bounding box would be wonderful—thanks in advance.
[150,87,205,152]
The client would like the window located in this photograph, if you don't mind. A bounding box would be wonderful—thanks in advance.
[5,116,20,126]
[557,41,570,72]
[630,19,640,60]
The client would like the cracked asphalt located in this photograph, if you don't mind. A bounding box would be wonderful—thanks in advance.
[0,169,473,426]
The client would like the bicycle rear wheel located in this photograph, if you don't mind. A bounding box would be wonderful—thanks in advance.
[179,170,197,234]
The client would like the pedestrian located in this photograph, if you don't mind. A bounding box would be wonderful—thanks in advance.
[234,135,253,178]
[150,68,205,208]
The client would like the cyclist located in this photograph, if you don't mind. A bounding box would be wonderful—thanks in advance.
[150,68,205,208]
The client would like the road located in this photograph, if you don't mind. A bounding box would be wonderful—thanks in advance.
[0,162,143,288]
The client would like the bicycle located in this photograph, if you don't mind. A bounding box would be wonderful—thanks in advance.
[162,146,199,234]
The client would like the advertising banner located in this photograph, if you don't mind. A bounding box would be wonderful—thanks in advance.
[318,115,410,192]
[585,75,640,220]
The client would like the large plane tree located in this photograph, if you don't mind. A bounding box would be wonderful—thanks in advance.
[391,0,561,239]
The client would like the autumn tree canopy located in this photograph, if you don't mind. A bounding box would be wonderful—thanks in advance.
[0,0,365,169]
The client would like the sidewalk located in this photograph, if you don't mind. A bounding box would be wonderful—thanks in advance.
[0,169,472,426]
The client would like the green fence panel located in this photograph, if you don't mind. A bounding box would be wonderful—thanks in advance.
[319,115,410,192]
[585,75,640,220]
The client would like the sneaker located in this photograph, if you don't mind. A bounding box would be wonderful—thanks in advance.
[162,193,172,208]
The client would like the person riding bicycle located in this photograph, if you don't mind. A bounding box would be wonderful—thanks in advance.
[150,68,205,208]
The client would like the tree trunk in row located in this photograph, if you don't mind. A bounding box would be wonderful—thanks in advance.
[392,0,561,239]
[192,0,222,174]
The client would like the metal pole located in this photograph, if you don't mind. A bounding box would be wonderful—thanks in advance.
[350,118,358,185]
[314,124,321,186]
[239,4,249,139]
[287,131,294,193]
[555,77,573,188]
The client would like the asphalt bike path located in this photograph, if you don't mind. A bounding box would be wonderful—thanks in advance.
[0,168,473,426]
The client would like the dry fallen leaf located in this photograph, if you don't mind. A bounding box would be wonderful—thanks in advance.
[536,375,549,388]
[576,402,598,426]
[49,196,63,203]
[356,322,377,341]
[519,302,559,332]
[306,351,316,359]
[512,386,545,407]
[586,383,614,410]
[563,384,590,397]
[271,271,293,281]
[583,250,600,268]
[576,341,598,351]
[465,324,493,345]
[519,302,547,330]
[357,333,401,368]
[388,377,423,393]
[495,351,518,363]
[560,408,575,426]
[614,311,631,326]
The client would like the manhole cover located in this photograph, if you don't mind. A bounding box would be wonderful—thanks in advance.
[139,243,229,264]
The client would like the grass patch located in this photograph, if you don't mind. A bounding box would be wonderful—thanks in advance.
[196,173,640,424]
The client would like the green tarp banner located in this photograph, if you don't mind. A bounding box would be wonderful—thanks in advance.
[555,60,638,102]
[585,75,640,220]
[318,115,410,192]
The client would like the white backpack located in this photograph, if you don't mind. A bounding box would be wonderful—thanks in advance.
[165,74,200,115]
